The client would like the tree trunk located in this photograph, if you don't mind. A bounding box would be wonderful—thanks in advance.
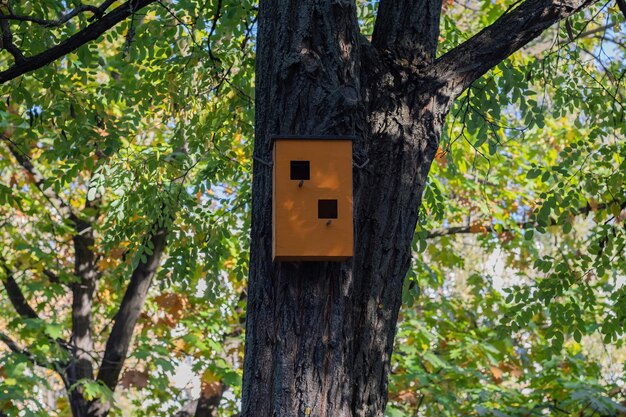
[67,220,98,417]
[243,0,598,409]
[85,227,168,417]
[242,1,442,416]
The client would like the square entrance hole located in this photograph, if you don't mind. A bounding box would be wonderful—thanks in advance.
[290,160,310,180]
[318,199,338,219]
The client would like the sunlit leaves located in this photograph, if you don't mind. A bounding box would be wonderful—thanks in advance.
[1,0,255,414]
[399,2,626,417]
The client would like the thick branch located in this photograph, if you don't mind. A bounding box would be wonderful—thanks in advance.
[92,226,168,401]
[430,0,600,99]
[0,0,156,84]
[0,331,25,354]
[372,0,443,65]
[0,262,39,320]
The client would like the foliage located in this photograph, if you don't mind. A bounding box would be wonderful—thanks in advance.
[391,0,626,415]
[0,0,625,416]
[1,0,254,415]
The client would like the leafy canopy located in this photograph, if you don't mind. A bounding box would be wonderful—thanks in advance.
[0,0,625,416]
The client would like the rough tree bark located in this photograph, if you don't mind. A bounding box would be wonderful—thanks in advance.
[242,0,599,416]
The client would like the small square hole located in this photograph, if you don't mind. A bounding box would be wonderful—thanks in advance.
[318,199,338,219]
[290,160,310,180]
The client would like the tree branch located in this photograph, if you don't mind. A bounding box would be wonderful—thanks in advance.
[0,331,70,387]
[524,20,617,56]
[372,0,443,65]
[66,228,99,385]
[0,331,27,355]
[43,269,60,284]
[89,225,168,415]
[0,331,55,371]
[3,137,78,224]
[0,4,103,28]
[194,383,226,417]
[0,0,156,84]
[0,261,72,363]
[429,0,600,100]
[0,261,39,320]
[425,199,625,239]
[0,10,25,63]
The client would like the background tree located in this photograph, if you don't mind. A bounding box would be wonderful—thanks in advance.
[0,1,625,417]
[0,1,255,416]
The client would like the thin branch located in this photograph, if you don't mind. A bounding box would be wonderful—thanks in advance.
[0,331,70,387]
[0,0,157,84]
[155,0,204,52]
[425,200,625,239]
[3,135,79,224]
[0,4,103,28]
[207,0,223,61]
[43,269,60,284]
[0,11,25,63]
[0,260,71,366]
[525,20,617,56]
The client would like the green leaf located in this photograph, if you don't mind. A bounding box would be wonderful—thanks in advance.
[524,229,534,240]
[87,187,97,201]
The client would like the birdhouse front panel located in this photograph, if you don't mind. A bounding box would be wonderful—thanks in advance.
[272,137,353,261]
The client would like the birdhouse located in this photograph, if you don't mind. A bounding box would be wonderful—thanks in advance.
[272,135,354,261]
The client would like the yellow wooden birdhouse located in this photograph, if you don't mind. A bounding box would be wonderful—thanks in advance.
[272,136,354,261]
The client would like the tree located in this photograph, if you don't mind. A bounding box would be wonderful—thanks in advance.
[243,0,622,416]
[0,1,254,416]
[0,1,625,417]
